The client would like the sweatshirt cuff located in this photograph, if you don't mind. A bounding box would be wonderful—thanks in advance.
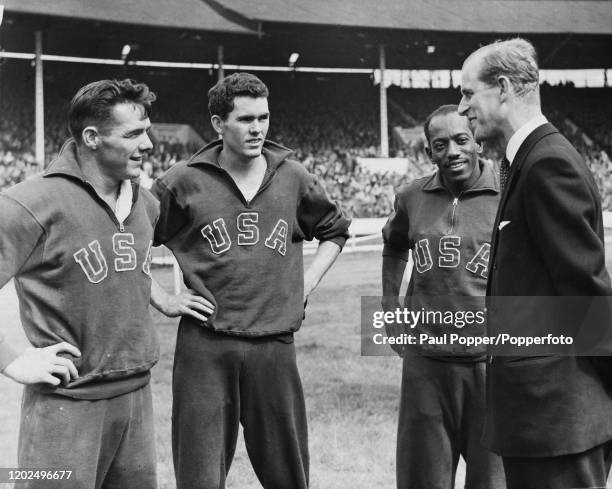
[382,244,410,261]
[0,339,20,372]
[325,235,347,250]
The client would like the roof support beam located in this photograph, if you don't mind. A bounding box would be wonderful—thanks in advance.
[200,0,262,34]
[35,30,45,169]
[217,45,224,80]
[379,43,389,158]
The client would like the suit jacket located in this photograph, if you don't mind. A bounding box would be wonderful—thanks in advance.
[485,123,612,457]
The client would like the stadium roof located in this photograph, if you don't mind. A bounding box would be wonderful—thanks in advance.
[1,0,611,69]
[206,0,612,34]
[2,0,254,33]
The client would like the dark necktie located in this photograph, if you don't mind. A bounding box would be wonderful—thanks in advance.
[500,157,510,192]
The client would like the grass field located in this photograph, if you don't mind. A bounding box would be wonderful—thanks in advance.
[150,250,403,489]
[2,245,612,488]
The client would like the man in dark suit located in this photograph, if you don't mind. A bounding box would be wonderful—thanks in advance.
[459,38,612,488]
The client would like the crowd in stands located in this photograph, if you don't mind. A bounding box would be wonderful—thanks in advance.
[1,65,611,218]
[0,103,40,189]
[542,86,612,210]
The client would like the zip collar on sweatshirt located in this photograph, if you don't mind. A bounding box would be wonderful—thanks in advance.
[43,138,140,209]
[186,139,296,207]
[422,158,499,195]
[45,138,93,182]
[187,139,294,172]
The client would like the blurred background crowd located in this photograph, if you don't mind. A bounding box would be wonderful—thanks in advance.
[1,64,611,217]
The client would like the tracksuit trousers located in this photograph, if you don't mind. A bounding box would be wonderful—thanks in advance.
[172,319,309,489]
[396,353,505,489]
[17,384,156,489]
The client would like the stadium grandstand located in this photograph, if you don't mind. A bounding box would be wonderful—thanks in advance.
[0,0,611,218]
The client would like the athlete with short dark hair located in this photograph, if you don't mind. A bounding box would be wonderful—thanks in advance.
[382,105,505,489]
[0,78,210,489]
[152,72,351,489]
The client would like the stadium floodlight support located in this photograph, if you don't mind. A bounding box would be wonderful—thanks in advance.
[35,31,44,169]
[0,51,126,64]
[1,51,608,84]
[0,51,374,73]
[379,44,389,158]
[217,45,224,81]
[0,52,374,72]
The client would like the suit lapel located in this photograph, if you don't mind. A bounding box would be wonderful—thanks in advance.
[487,123,559,294]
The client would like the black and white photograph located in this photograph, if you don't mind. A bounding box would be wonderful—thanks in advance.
[0,1,611,488]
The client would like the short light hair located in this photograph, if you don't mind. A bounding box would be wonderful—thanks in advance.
[471,38,539,97]
[208,72,269,120]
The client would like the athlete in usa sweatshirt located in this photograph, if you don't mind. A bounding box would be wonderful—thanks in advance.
[152,139,351,336]
[0,140,159,399]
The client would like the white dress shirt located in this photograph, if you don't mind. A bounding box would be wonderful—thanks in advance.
[505,114,548,165]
